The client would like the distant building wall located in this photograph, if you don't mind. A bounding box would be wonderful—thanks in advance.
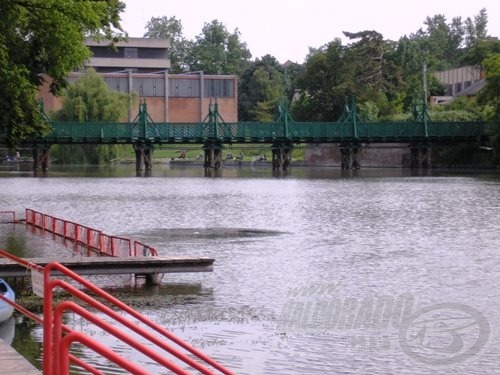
[434,66,482,96]
[38,72,238,123]
[37,37,238,123]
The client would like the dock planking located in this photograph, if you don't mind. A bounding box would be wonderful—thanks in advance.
[0,256,214,278]
[0,339,41,375]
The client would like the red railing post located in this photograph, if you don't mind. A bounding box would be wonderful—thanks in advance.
[43,262,54,375]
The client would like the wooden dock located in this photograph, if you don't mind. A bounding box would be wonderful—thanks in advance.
[0,339,41,375]
[0,256,214,278]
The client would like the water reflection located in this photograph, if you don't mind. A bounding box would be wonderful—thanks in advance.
[0,316,15,345]
[1,165,500,374]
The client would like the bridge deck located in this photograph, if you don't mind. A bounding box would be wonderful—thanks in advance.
[0,339,41,375]
[0,256,214,278]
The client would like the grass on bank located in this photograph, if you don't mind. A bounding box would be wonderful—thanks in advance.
[115,144,307,162]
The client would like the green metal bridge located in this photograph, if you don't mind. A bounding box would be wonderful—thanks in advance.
[3,100,489,171]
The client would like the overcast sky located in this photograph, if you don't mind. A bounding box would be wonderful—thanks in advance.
[121,0,500,63]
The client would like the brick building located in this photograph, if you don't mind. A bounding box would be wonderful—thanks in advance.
[38,37,238,122]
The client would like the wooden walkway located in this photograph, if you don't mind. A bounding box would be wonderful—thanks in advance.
[0,256,214,278]
[0,339,41,375]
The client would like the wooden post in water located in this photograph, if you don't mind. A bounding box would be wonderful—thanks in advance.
[32,144,51,171]
[410,145,432,169]
[134,143,154,171]
[340,144,361,170]
[271,142,293,171]
[203,143,222,170]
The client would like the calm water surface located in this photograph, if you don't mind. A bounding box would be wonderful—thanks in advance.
[1,164,500,374]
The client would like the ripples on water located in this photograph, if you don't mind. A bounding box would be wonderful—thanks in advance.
[1,165,500,374]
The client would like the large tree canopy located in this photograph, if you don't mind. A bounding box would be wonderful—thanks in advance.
[52,69,131,164]
[0,0,125,146]
[189,20,251,75]
[143,16,192,73]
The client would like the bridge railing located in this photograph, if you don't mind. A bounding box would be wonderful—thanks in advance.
[220,122,285,140]
[289,122,352,139]
[427,121,485,138]
[356,122,426,138]
[41,119,486,143]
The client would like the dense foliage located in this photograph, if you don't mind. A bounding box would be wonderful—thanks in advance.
[0,0,125,146]
[143,9,498,127]
[144,18,251,75]
[51,69,132,164]
[2,3,499,166]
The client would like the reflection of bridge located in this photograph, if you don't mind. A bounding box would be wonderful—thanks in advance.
[5,100,488,171]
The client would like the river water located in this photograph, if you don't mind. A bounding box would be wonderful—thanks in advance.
[0,163,500,374]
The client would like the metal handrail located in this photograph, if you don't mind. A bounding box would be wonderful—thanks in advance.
[25,209,157,257]
[0,210,16,223]
[0,249,234,374]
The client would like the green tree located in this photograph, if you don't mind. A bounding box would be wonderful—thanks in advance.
[0,0,125,147]
[464,8,488,50]
[293,40,352,121]
[478,54,500,161]
[342,31,404,117]
[189,20,251,75]
[293,32,405,121]
[462,38,500,69]
[52,69,131,164]
[143,16,192,73]
[416,14,465,70]
[239,55,285,121]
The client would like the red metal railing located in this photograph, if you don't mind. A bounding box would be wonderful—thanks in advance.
[25,209,157,257]
[99,234,132,257]
[0,249,234,375]
[133,240,158,257]
[0,210,16,223]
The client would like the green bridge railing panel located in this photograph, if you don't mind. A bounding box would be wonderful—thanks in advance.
[2,120,485,145]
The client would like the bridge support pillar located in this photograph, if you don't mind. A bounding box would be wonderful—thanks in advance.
[134,143,154,171]
[340,144,361,170]
[410,146,432,169]
[272,143,293,171]
[203,143,223,170]
[32,144,51,171]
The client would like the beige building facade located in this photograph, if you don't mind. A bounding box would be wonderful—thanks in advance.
[38,38,238,122]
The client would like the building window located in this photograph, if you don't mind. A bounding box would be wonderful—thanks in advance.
[105,77,129,93]
[124,48,138,59]
[169,78,200,97]
[132,78,165,97]
[204,79,235,98]
[454,82,462,94]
